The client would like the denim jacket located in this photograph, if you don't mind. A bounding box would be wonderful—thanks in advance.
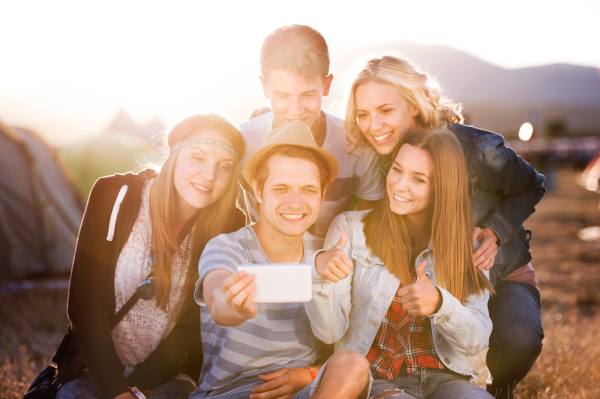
[305,211,492,382]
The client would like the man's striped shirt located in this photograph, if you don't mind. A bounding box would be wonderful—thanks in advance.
[191,225,324,398]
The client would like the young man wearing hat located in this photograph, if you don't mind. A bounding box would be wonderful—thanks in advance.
[237,24,384,236]
[192,121,371,399]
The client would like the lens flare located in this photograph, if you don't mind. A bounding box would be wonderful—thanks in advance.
[519,122,534,141]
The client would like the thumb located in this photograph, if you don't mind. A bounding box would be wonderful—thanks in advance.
[416,260,428,282]
[333,229,348,251]
[472,226,482,242]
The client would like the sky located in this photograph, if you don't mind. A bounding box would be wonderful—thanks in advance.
[0,0,598,142]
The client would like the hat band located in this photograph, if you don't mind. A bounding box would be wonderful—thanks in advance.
[170,137,238,160]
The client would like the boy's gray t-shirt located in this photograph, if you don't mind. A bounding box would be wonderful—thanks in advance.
[192,225,324,398]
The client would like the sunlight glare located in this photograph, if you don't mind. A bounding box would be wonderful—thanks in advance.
[518,122,534,141]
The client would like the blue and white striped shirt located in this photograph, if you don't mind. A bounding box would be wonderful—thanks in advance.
[192,225,324,398]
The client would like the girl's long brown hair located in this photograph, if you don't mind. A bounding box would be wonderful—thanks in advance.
[149,114,246,323]
[363,128,493,303]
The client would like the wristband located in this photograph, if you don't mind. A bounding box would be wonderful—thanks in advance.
[304,366,317,381]
[129,387,146,399]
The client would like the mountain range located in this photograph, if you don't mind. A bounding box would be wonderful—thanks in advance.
[1,42,599,145]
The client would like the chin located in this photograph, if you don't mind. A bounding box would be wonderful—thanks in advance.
[278,224,310,237]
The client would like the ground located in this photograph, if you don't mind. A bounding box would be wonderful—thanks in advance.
[1,169,599,399]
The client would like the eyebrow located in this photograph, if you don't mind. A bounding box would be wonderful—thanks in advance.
[190,146,235,162]
[271,182,321,190]
[393,161,429,178]
[356,103,394,112]
[273,89,318,96]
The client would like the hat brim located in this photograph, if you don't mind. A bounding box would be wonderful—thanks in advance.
[243,143,339,189]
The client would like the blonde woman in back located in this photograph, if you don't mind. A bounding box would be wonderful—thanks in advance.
[344,55,545,399]
[306,129,494,398]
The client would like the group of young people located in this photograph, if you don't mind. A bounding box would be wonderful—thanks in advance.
[58,25,546,399]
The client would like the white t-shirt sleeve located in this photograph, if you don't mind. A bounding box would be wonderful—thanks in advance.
[354,146,386,201]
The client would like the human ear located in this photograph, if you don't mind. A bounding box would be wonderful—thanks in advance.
[259,76,269,99]
[322,74,334,97]
[252,180,263,204]
[412,105,420,116]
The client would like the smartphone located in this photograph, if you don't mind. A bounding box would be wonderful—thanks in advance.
[237,263,312,304]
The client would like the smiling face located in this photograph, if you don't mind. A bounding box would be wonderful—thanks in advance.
[355,81,421,155]
[387,144,434,226]
[260,69,333,130]
[172,130,237,219]
[252,155,323,238]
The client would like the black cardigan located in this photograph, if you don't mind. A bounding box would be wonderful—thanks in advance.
[67,169,244,399]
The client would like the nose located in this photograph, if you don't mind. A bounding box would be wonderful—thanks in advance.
[285,190,302,210]
[393,173,410,192]
[201,163,217,182]
[371,113,383,132]
[290,97,304,116]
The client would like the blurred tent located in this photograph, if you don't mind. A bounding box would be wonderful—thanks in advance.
[0,121,83,281]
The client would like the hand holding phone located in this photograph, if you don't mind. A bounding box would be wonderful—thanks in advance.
[222,271,259,319]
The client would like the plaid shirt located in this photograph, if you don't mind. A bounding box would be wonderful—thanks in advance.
[366,272,445,380]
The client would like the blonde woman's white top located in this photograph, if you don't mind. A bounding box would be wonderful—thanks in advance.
[111,179,190,367]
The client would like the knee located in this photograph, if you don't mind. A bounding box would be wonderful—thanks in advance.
[328,350,371,383]
[492,321,543,357]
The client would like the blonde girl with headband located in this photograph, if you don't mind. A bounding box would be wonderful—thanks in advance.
[58,114,246,399]
[344,55,546,399]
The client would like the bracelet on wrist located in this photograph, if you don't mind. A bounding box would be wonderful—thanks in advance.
[304,366,317,381]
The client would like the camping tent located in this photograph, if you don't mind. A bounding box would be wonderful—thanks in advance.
[0,121,84,281]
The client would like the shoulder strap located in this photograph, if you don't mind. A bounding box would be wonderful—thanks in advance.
[109,271,154,329]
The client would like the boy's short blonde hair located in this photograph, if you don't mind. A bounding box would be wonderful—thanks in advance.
[260,25,330,82]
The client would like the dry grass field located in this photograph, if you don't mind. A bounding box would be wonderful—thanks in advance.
[1,169,599,399]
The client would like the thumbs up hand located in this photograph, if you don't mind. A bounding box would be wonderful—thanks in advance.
[397,261,442,316]
[315,229,353,282]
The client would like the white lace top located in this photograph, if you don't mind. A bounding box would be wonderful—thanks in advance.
[111,179,191,366]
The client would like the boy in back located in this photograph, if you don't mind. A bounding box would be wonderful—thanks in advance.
[238,24,384,236]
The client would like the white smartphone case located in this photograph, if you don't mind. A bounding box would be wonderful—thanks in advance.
[237,263,312,304]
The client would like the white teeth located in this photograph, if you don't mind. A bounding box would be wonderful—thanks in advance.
[394,194,411,202]
[192,183,210,192]
[281,214,304,220]
[373,132,392,142]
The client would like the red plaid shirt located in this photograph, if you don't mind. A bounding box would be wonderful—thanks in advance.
[366,272,444,380]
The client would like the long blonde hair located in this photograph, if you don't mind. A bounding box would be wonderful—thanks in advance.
[363,128,492,303]
[150,114,246,323]
[344,55,464,153]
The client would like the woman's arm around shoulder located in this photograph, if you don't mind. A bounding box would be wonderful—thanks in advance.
[305,213,355,345]
[471,128,545,245]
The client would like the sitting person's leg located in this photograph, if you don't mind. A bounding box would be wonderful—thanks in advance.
[427,380,494,399]
[293,351,371,399]
[423,369,493,399]
[55,375,100,399]
[150,375,197,399]
[368,373,419,399]
[486,280,544,399]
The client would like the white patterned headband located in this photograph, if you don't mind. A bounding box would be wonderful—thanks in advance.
[170,137,238,161]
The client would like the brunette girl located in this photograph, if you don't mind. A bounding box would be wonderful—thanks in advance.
[343,55,545,399]
[58,114,246,399]
[307,129,494,398]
